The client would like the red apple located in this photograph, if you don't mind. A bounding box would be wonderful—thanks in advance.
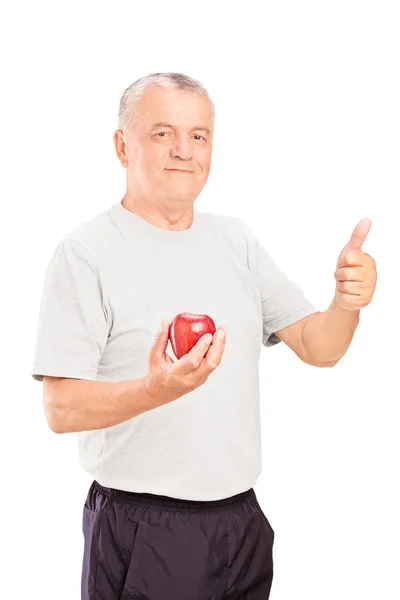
[169,313,217,359]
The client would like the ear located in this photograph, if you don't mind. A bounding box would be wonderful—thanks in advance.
[113,130,128,168]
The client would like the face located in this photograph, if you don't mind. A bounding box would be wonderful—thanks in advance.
[114,86,214,209]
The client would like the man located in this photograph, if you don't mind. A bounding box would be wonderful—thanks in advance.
[31,72,377,599]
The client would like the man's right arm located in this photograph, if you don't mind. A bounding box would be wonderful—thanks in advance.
[43,376,159,433]
[43,319,227,434]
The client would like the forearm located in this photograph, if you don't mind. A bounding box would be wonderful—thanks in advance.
[44,376,162,433]
[302,298,360,363]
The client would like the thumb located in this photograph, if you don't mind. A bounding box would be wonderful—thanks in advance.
[343,218,372,252]
[151,319,169,361]
[337,218,372,264]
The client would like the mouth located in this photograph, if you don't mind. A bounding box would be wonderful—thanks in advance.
[165,169,194,174]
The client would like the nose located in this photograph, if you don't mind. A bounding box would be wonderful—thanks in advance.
[170,135,193,161]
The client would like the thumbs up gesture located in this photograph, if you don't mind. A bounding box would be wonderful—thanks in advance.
[334,218,377,310]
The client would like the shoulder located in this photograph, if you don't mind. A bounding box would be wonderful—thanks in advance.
[56,205,117,267]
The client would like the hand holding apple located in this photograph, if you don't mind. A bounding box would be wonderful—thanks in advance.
[143,316,227,406]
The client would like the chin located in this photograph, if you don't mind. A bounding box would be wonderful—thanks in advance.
[165,192,196,204]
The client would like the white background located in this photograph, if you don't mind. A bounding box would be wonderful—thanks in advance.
[1,1,398,598]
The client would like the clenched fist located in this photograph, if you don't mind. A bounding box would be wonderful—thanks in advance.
[334,218,377,311]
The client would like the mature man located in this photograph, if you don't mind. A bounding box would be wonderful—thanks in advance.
[31,72,377,599]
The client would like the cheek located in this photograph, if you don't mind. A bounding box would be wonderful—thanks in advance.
[146,146,170,171]
[133,139,166,163]
[195,148,212,174]
[201,158,212,178]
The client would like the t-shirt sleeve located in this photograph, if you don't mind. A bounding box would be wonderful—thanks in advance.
[31,238,111,381]
[239,219,319,348]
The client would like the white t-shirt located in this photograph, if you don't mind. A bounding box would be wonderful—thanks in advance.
[31,201,318,500]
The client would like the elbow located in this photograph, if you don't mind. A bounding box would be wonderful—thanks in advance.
[315,357,340,368]
[49,423,66,434]
[45,407,68,434]
[302,353,340,368]
[319,360,339,368]
[43,392,69,433]
[43,377,71,433]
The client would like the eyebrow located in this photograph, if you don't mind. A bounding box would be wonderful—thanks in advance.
[152,122,211,134]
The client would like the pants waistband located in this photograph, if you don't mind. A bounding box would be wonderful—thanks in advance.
[93,481,255,511]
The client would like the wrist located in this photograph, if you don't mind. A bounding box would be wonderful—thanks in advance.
[141,375,158,402]
[332,295,361,318]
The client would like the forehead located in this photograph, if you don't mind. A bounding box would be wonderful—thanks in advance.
[134,86,213,130]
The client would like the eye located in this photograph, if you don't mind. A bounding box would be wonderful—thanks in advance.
[194,134,206,141]
[152,131,173,139]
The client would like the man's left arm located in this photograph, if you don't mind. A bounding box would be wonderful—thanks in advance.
[276,218,377,367]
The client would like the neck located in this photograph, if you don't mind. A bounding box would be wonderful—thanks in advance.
[121,193,194,232]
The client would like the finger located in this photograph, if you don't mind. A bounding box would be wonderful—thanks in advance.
[195,326,227,377]
[150,319,170,362]
[165,352,174,366]
[337,282,363,296]
[172,333,214,376]
[337,250,365,269]
[335,266,364,281]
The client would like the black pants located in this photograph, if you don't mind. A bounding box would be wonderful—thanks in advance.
[81,480,274,599]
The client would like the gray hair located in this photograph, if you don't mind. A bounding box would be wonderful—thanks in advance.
[117,72,215,135]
